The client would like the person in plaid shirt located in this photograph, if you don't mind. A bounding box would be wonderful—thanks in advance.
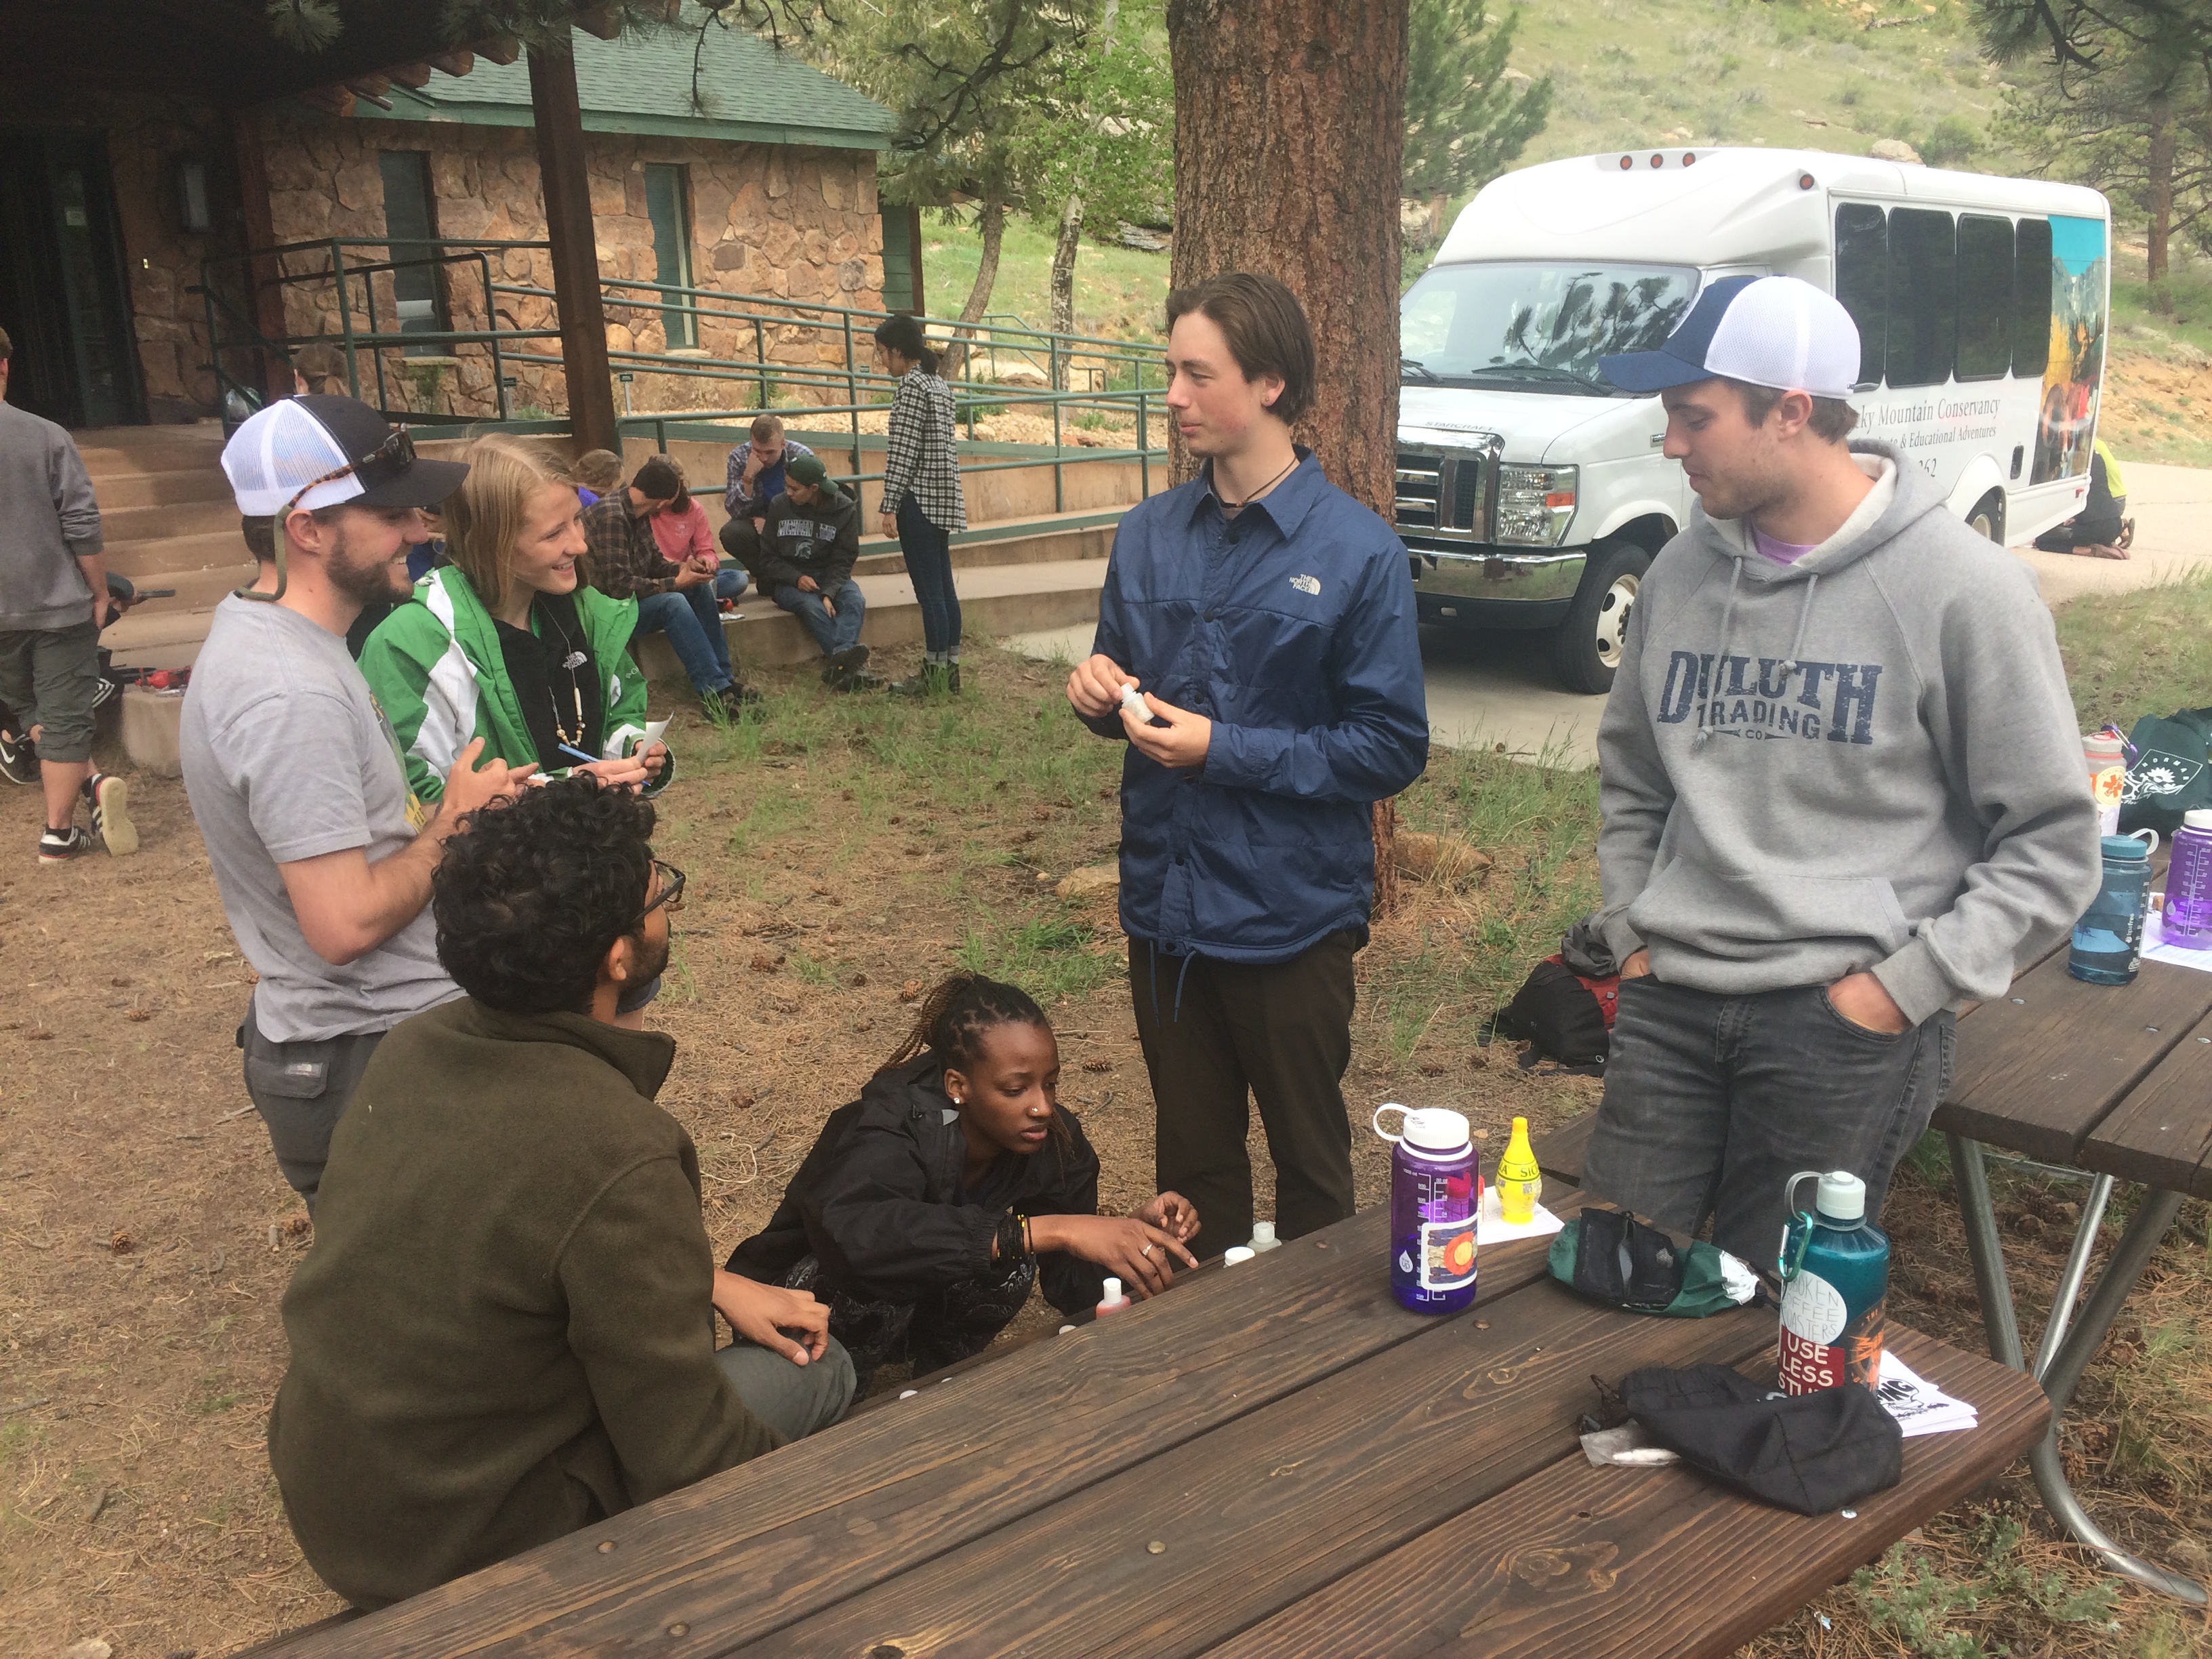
[581,456,760,718]
[872,314,966,696]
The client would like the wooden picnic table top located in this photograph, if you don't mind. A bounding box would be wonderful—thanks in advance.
[261,1197,2047,1659]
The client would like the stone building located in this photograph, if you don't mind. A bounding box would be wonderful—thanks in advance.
[0,11,905,430]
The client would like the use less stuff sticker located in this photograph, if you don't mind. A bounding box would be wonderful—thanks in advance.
[1779,1269,1885,1394]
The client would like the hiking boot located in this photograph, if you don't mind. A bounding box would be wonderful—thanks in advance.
[38,825,94,864]
[888,663,951,698]
[820,644,871,688]
[0,727,35,786]
[85,772,138,857]
[947,662,962,695]
[714,683,764,721]
[835,670,884,693]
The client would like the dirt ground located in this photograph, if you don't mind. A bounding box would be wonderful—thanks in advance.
[3,644,2206,1658]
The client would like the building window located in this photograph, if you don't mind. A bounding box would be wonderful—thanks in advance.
[1886,207,1957,389]
[1832,203,1887,390]
[377,151,449,358]
[2013,217,2053,380]
[1954,214,2014,382]
[642,163,696,349]
[880,205,924,315]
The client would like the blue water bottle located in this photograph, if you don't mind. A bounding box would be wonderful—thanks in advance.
[1777,1170,1889,1395]
[2069,831,2159,985]
[1374,1104,1479,1315]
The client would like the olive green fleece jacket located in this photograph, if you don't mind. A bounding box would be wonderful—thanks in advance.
[268,1000,778,1610]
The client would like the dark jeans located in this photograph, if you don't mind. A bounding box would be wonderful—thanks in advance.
[238,997,390,1213]
[779,1252,1034,1393]
[773,580,866,656]
[634,573,745,697]
[718,515,763,569]
[2033,496,2127,552]
[1581,977,1957,1269]
[1129,931,1359,1261]
[896,497,960,657]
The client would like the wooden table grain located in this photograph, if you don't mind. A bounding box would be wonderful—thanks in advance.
[257,1193,2047,1658]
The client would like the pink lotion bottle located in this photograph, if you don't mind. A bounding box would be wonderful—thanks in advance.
[1096,1275,1132,1317]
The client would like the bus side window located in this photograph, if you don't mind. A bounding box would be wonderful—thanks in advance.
[1956,215,2013,380]
[2013,217,2053,379]
[1834,203,1887,389]
[1887,207,1957,388]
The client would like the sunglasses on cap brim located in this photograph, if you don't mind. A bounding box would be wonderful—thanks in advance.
[237,428,423,607]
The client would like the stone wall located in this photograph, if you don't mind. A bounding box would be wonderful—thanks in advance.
[256,109,886,423]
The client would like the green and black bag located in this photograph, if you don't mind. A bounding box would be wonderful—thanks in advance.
[2120,708,2212,837]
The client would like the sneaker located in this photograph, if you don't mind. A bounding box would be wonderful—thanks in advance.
[84,772,138,856]
[820,644,871,688]
[38,825,94,863]
[0,727,35,786]
[888,663,952,699]
[835,670,884,694]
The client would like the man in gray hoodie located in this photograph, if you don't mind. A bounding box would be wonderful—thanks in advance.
[0,326,136,863]
[1582,275,2100,1265]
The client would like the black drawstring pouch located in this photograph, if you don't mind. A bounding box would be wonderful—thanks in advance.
[1618,1364,1903,1515]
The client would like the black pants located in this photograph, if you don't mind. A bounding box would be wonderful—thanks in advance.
[781,1253,1034,1392]
[2033,495,2126,552]
[1130,932,1359,1261]
[718,514,764,567]
[238,996,389,1213]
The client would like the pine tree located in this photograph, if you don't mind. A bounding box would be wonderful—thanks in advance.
[1401,0,1552,247]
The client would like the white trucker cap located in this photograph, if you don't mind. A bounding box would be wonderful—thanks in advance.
[222,394,467,517]
[1599,274,1862,401]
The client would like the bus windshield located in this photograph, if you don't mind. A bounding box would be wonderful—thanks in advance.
[1400,261,1701,396]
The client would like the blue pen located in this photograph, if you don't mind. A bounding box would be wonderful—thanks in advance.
[558,743,599,768]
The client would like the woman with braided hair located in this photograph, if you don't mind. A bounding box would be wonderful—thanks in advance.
[726,972,1199,1389]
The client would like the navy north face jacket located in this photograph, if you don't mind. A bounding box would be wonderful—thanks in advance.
[1081,451,1429,962]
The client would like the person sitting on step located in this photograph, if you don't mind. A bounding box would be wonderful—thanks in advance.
[726,972,1201,1391]
[755,453,875,691]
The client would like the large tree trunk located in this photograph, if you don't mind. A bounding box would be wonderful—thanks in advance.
[2146,94,2175,301]
[943,188,1007,380]
[1167,0,1411,910]
[1051,191,1084,384]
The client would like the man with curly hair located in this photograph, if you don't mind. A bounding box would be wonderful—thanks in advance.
[266,778,855,1609]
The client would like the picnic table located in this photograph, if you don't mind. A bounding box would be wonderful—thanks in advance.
[254,1195,2046,1658]
[1535,946,2212,1608]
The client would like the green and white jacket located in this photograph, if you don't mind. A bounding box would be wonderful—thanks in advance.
[356,567,666,804]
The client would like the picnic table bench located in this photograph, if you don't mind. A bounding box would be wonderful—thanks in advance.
[253,1194,2045,1657]
[1532,945,2212,1606]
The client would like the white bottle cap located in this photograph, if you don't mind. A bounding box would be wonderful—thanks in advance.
[1223,1246,1256,1265]
[1103,1276,1123,1300]
[1815,1170,1866,1223]
[2185,810,2212,831]
[1250,1221,1277,1246]
[1402,1107,1472,1152]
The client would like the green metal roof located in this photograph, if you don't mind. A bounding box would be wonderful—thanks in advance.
[344,12,899,150]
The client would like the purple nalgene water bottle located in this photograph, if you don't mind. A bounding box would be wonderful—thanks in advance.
[1374,1104,1480,1314]
[2164,810,2212,949]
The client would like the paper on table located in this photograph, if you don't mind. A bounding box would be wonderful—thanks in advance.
[1476,1184,1565,1245]
[1875,1349,1978,1438]
[2143,907,2212,974]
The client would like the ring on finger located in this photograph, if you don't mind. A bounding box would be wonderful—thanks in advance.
[1141,1244,1153,1257]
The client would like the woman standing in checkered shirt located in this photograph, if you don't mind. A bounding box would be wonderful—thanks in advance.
[874,314,967,695]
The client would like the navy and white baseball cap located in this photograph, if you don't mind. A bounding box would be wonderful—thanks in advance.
[1599,275,1862,400]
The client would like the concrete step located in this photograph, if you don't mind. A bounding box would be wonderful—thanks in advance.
[93,468,237,510]
[637,556,1108,678]
[78,437,229,477]
[103,529,253,583]
[100,497,241,545]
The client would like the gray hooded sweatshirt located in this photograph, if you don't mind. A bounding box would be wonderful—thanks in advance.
[1595,441,2101,1027]
[0,398,104,632]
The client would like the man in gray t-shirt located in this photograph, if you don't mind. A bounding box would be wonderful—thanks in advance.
[182,396,531,1208]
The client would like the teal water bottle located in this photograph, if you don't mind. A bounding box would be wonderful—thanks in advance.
[2068,831,2159,985]
[1776,1170,1889,1395]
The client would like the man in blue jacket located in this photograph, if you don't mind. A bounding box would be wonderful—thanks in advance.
[1067,272,1429,1260]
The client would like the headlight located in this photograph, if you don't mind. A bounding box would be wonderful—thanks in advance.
[1494,464,1577,546]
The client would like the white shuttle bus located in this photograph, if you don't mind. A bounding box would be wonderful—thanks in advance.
[1398,147,2112,691]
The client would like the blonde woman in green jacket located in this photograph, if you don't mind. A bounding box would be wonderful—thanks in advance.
[360,435,670,804]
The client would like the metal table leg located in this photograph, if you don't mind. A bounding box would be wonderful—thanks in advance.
[1946,1134,2207,1605]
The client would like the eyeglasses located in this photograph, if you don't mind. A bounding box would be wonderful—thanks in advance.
[279,426,420,522]
[641,859,686,924]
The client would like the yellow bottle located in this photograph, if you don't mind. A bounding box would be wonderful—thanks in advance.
[1496,1116,1542,1225]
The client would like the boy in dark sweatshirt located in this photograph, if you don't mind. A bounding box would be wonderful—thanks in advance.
[756,453,874,689]
[268,779,853,1610]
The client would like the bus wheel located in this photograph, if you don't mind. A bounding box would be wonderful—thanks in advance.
[1967,490,2006,544]
[1552,539,1650,695]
